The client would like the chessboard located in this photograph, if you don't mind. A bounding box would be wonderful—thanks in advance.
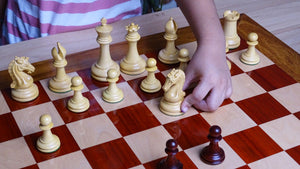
[0,14,299,169]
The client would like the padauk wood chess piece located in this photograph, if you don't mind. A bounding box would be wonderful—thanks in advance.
[158,139,183,169]
[200,125,225,165]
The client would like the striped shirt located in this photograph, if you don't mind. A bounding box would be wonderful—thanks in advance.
[1,0,142,45]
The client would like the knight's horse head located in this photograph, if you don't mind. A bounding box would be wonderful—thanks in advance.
[8,56,35,88]
[162,68,185,92]
[14,56,35,73]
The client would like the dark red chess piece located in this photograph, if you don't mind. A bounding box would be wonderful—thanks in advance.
[158,139,183,169]
[200,125,225,165]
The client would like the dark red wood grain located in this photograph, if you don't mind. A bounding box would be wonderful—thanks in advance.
[107,103,161,136]
[53,92,104,123]
[224,126,282,163]
[24,125,80,163]
[0,113,22,142]
[236,93,291,124]
[163,114,210,150]
[1,82,50,111]
[82,138,141,169]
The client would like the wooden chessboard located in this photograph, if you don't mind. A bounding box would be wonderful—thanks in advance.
[0,14,299,169]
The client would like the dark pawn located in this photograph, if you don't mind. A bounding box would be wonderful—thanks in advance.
[200,125,225,165]
[158,139,183,169]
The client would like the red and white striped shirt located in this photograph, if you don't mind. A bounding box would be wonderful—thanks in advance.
[1,0,141,45]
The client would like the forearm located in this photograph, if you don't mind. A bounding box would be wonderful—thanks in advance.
[175,0,225,48]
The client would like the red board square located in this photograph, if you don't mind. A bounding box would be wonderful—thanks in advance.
[236,93,291,124]
[294,111,300,120]
[2,82,50,111]
[107,103,161,136]
[82,138,141,169]
[77,68,125,90]
[163,114,211,150]
[143,151,197,169]
[21,164,39,169]
[236,165,251,169]
[224,126,282,163]
[24,125,80,163]
[0,113,22,143]
[227,38,248,53]
[247,64,297,91]
[53,92,105,123]
[127,72,165,101]
[286,145,300,165]
[228,59,244,76]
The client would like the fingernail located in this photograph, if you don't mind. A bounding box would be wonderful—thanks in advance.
[181,106,188,113]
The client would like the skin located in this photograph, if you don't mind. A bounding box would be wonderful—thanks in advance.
[175,0,232,112]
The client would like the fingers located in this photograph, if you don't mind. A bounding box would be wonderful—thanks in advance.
[194,87,224,112]
[182,68,194,90]
[181,81,210,112]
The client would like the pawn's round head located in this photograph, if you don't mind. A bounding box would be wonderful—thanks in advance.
[209,125,222,137]
[179,48,189,58]
[248,32,258,42]
[107,69,118,79]
[40,114,52,126]
[166,139,177,149]
[147,58,157,67]
[71,76,82,86]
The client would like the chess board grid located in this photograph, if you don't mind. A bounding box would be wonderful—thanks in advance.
[0,15,300,169]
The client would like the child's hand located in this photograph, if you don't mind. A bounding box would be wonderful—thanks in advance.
[181,43,232,112]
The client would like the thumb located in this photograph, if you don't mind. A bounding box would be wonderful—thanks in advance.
[181,94,195,113]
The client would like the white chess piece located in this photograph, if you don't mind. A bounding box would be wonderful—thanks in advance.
[49,42,72,93]
[120,23,146,75]
[67,76,90,113]
[223,10,241,49]
[158,17,179,64]
[102,69,124,103]
[240,32,260,65]
[8,56,39,102]
[36,114,61,153]
[140,58,161,93]
[91,18,120,82]
[178,48,190,71]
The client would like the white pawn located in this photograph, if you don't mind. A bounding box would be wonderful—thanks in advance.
[67,76,90,113]
[240,32,260,65]
[102,69,124,103]
[140,58,161,93]
[178,48,190,71]
[158,17,179,64]
[36,114,60,153]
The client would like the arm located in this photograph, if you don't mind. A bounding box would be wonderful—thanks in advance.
[175,0,232,112]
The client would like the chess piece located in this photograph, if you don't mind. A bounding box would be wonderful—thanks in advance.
[200,125,225,165]
[160,69,185,116]
[140,58,161,93]
[240,32,260,65]
[91,18,120,82]
[120,23,146,75]
[49,42,72,93]
[8,56,39,102]
[67,76,90,113]
[102,69,124,103]
[223,10,241,49]
[178,48,190,71]
[36,114,61,153]
[158,17,179,64]
[158,139,183,169]
[226,41,232,70]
